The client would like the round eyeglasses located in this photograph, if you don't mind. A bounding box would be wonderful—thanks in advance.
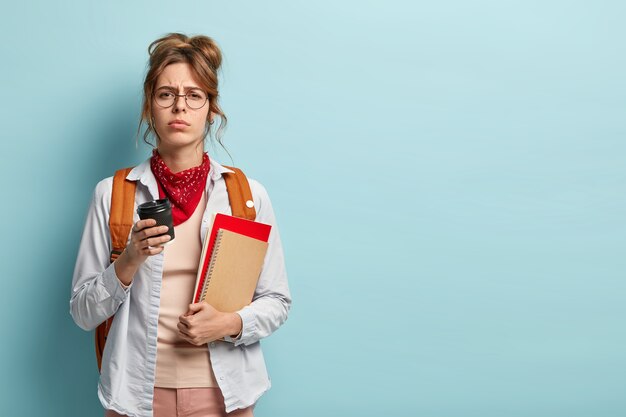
[154,89,208,110]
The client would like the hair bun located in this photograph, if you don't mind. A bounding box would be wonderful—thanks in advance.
[189,36,222,72]
[148,33,222,72]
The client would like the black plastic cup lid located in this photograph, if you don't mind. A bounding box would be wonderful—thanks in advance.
[137,198,171,213]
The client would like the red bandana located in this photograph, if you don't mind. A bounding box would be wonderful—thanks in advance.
[150,148,211,226]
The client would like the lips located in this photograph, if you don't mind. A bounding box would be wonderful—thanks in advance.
[168,119,190,126]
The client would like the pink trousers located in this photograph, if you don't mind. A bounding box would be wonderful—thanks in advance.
[104,387,255,417]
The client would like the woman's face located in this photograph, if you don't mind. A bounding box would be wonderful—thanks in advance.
[151,62,210,151]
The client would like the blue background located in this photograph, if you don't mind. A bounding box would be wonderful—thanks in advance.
[1,1,625,416]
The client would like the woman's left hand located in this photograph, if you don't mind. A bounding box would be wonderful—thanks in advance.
[178,302,241,346]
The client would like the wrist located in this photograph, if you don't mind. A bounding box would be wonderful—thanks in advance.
[224,312,243,338]
[114,249,138,287]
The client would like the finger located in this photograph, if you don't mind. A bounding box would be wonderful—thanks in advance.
[187,302,207,314]
[138,225,169,242]
[132,237,159,252]
[133,219,157,233]
[136,232,169,252]
[151,246,166,254]
[144,234,171,248]
[177,322,192,337]
[179,315,193,326]
[140,246,164,256]
[179,330,200,346]
[178,332,193,344]
[190,336,205,346]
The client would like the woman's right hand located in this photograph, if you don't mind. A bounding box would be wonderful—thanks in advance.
[124,218,171,266]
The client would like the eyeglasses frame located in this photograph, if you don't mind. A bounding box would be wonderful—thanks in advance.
[153,90,209,110]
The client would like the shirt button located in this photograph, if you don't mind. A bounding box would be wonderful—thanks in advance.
[210,342,216,347]
[220,376,224,381]
[246,200,254,208]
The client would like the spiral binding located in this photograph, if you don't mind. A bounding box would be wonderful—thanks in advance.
[200,229,224,302]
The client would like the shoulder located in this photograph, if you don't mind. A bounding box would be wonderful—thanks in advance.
[91,176,114,209]
[92,165,134,202]
[247,177,269,200]
[218,162,273,208]
[243,176,279,223]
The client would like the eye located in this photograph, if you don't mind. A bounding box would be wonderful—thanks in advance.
[158,92,173,99]
[188,90,206,101]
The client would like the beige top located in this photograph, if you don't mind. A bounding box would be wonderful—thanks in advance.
[154,190,218,388]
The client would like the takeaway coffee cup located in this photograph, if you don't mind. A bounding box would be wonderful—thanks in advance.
[137,198,175,245]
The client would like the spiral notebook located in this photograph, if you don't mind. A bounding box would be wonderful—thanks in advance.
[195,228,269,312]
[192,213,271,306]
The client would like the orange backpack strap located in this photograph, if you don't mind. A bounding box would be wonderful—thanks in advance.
[222,166,256,221]
[95,167,136,372]
[108,167,137,262]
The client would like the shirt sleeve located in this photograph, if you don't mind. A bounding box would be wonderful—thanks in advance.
[227,179,292,347]
[69,178,132,331]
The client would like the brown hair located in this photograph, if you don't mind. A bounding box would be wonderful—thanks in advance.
[136,32,228,153]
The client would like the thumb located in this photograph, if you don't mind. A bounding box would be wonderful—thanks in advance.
[186,302,205,315]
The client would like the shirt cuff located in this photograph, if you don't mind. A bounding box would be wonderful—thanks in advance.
[223,312,244,343]
[230,308,257,346]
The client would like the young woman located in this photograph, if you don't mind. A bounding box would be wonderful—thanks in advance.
[70,33,291,417]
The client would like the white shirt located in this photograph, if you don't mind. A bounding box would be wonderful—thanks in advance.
[69,156,291,416]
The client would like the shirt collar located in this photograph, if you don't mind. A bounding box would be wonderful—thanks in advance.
[125,154,235,199]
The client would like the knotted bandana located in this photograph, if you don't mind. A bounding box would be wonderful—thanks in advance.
[150,148,210,226]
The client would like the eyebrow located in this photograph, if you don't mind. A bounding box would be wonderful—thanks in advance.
[156,85,202,91]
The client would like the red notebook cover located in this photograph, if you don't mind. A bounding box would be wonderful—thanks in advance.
[193,213,272,303]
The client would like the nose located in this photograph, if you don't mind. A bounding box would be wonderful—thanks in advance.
[173,94,186,112]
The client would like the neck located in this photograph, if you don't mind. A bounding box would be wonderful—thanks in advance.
[156,142,205,173]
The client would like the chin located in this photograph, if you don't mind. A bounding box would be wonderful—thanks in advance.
[159,135,202,148]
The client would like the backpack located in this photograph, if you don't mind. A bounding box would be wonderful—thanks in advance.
[95,165,257,372]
